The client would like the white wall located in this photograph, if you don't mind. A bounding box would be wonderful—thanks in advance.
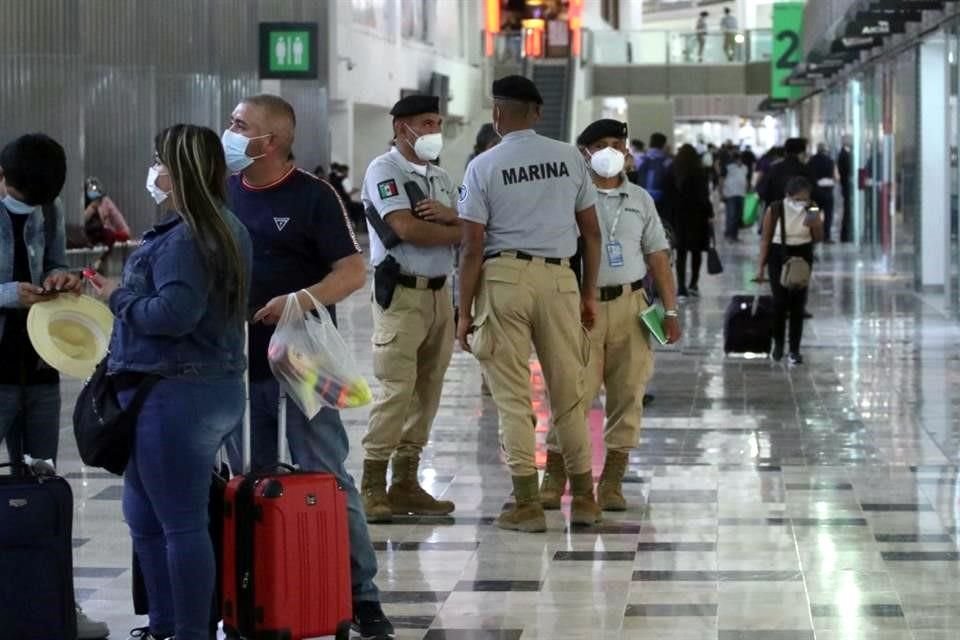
[328,0,487,182]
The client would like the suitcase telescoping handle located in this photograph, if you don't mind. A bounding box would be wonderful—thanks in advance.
[239,323,292,474]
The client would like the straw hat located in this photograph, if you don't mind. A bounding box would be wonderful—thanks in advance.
[27,295,113,379]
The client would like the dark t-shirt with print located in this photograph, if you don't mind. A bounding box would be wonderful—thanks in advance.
[228,168,361,380]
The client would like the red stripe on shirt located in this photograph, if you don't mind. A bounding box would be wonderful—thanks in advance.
[296,168,361,252]
[240,165,297,191]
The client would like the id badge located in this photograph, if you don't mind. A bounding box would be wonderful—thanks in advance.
[606,241,624,268]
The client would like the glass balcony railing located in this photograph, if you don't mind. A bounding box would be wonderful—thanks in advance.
[589,29,773,66]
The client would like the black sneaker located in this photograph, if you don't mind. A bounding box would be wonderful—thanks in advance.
[353,601,396,639]
[688,286,700,298]
[788,353,803,366]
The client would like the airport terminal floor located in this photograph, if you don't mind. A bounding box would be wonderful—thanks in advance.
[63,240,960,640]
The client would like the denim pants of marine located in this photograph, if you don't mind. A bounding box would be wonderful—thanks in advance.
[121,377,244,640]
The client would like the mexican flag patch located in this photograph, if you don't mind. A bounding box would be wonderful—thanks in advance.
[377,179,399,199]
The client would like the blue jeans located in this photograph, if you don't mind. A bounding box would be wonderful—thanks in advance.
[725,196,744,240]
[225,377,380,604]
[0,384,60,465]
[121,377,244,640]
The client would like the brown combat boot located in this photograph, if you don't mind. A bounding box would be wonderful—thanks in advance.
[361,459,392,523]
[387,452,456,516]
[597,450,630,511]
[496,473,547,532]
[569,471,603,525]
[538,449,567,510]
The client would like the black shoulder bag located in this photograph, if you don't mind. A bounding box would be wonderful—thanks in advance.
[72,358,160,475]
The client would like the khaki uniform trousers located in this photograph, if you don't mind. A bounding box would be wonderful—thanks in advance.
[362,282,454,461]
[472,256,591,477]
[547,288,655,454]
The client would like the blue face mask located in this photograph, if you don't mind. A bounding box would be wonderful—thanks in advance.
[2,194,36,215]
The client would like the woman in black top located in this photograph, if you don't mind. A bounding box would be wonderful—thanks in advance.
[663,144,712,298]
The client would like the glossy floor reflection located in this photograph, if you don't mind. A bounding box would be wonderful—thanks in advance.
[58,241,960,639]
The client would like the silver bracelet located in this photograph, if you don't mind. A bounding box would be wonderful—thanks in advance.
[664,309,679,318]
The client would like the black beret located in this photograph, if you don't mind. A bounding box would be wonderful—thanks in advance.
[390,95,440,118]
[492,75,543,105]
[577,119,628,146]
[784,137,808,154]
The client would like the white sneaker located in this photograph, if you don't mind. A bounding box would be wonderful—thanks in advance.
[76,606,109,639]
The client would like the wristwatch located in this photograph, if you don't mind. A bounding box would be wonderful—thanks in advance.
[664,309,679,318]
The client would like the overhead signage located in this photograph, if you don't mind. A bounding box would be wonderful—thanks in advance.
[259,22,318,79]
[771,3,805,101]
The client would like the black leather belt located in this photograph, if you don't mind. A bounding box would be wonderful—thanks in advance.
[484,251,570,267]
[599,279,645,302]
[397,273,446,290]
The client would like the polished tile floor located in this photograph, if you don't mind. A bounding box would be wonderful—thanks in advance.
[53,240,960,639]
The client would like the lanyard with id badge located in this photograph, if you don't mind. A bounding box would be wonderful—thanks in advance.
[602,193,628,268]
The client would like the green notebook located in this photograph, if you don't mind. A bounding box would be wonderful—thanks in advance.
[640,304,668,346]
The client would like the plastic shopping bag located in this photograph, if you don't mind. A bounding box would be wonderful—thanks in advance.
[742,192,760,227]
[267,291,372,419]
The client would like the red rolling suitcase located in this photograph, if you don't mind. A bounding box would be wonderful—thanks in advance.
[222,389,353,640]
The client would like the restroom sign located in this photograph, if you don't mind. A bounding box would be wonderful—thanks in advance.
[259,22,318,79]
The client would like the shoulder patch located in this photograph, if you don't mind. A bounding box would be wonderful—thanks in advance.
[458,184,468,203]
[377,179,399,199]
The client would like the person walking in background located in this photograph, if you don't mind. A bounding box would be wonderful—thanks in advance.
[837,135,853,243]
[757,138,810,205]
[721,151,748,242]
[721,8,739,61]
[808,143,838,243]
[636,132,671,214]
[88,124,252,640]
[629,138,645,167]
[754,176,823,365]
[664,144,712,299]
[741,144,757,186]
[695,11,709,62]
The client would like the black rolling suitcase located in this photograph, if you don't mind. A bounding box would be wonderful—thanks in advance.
[0,462,77,640]
[723,294,774,355]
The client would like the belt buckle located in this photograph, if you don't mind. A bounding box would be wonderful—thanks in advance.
[415,276,428,289]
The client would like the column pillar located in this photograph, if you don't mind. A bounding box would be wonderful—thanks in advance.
[919,35,950,288]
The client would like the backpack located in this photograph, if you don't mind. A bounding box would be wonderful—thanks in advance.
[641,155,668,203]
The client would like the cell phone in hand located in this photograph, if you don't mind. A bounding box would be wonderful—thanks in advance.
[404,181,427,217]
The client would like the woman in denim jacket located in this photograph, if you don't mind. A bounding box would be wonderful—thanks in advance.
[90,124,252,640]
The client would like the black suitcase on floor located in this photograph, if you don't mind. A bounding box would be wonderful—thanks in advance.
[0,463,77,640]
[724,294,774,355]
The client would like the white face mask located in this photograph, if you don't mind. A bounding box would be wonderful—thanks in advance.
[146,166,170,205]
[2,194,36,214]
[405,124,443,162]
[221,129,270,174]
[589,147,625,178]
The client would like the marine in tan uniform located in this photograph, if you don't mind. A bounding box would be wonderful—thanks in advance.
[541,119,682,511]
[457,75,603,533]
[360,95,461,523]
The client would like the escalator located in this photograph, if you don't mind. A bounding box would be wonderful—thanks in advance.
[530,60,574,142]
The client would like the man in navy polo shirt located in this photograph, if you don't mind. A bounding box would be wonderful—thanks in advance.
[223,94,394,640]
